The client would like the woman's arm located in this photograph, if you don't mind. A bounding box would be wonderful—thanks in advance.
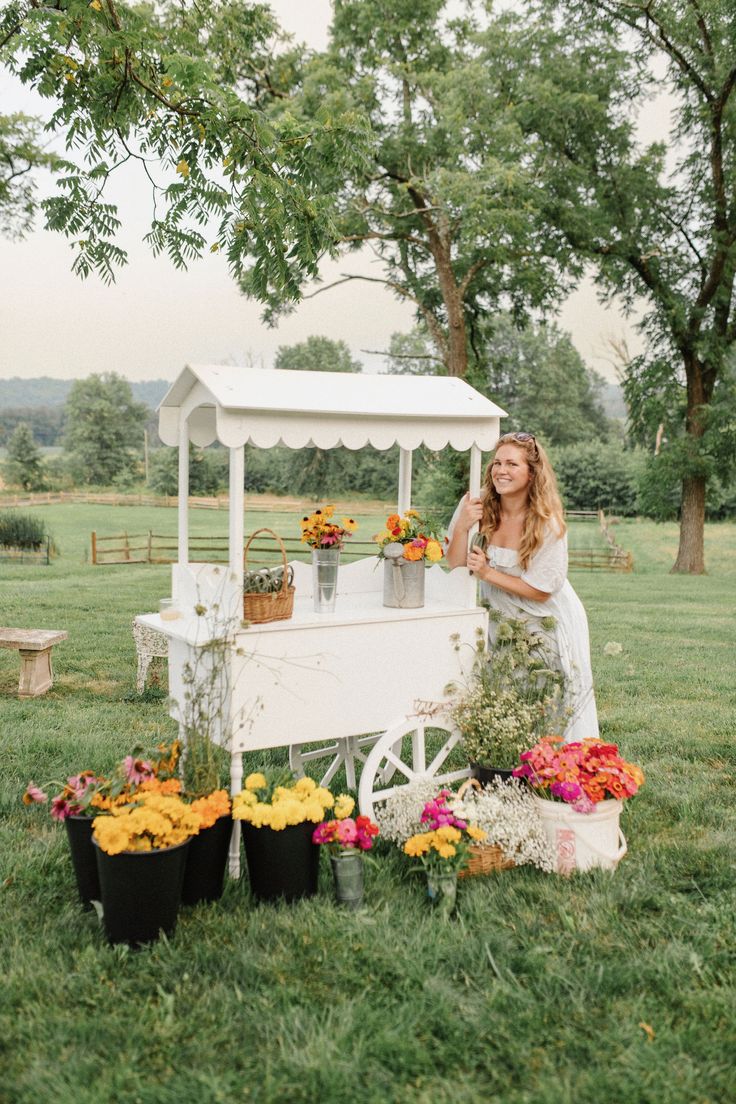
[466,546,552,602]
[444,494,484,568]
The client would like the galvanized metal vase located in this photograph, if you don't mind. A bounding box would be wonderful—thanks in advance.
[330,850,364,910]
[383,551,425,608]
[312,548,340,613]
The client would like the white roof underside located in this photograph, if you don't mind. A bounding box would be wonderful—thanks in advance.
[158,364,506,451]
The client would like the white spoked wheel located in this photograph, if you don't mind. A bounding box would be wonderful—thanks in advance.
[289,734,380,790]
[357,715,472,821]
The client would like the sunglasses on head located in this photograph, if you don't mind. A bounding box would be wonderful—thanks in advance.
[499,431,536,445]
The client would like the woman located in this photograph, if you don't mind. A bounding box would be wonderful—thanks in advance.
[445,431,599,742]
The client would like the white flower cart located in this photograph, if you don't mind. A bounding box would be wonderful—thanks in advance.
[138,364,505,873]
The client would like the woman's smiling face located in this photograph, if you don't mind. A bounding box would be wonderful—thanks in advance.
[490,443,532,497]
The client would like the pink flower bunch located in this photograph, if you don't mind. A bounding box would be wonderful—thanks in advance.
[122,755,155,786]
[312,815,380,853]
[420,790,467,831]
[22,771,105,821]
[513,736,645,813]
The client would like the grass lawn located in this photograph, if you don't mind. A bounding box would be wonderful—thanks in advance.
[1,505,734,1104]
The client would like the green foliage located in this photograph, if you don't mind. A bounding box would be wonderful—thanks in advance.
[63,372,148,486]
[263,1,573,374]
[2,423,46,491]
[470,314,612,444]
[0,112,63,237]
[1,0,370,293]
[148,445,228,496]
[551,442,645,515]
[0,509,48,549]
[526,1,736,568]
[274,335,361,374]
[0,405,65,448]
[449,618,566,769]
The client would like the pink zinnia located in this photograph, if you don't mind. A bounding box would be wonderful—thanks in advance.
[336,818,358,847]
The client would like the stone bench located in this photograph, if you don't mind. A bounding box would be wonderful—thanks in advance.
[0,628,69,697]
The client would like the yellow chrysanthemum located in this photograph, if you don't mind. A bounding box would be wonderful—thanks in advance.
[293,776,316,795]
[333,794,355,820]
[434,825,462,843]
[245,773,267,791]
[425,540,443,563]
[435,843,457,859]
[404,833,432,857]
[466,824,487,842]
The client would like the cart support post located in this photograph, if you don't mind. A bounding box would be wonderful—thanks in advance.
[178,420,189,566]
[467,444,483,603]
[228,446,245,590]
[398,448,413,514]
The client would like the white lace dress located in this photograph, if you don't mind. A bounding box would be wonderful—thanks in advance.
[449,511,599,743]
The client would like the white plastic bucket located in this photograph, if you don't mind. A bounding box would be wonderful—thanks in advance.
[534,796,627,874]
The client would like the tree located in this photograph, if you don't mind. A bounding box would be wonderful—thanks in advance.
[474,315,611,445]
[63,373,148,486]
[523,1,736,572]
[274,335,361,374]
[0,113,62,238]
[2,423,45,490]
[259,0,571,377]
[0,0,368,293]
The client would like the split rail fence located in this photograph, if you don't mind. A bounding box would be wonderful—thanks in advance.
[91,509,633,572]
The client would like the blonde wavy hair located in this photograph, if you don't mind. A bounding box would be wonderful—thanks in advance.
[480,433,566,570]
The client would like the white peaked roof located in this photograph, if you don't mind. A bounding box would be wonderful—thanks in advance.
[158,364,506,451]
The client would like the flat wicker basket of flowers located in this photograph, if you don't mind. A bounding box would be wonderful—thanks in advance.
[456,778,516,878]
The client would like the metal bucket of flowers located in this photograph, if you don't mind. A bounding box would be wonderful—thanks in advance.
[373,509,444,608]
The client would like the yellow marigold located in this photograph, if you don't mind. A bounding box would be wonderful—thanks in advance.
[466,824,487,842]
[404,833,433,857]
[302,798,328,823]
[293,776,316,795]
[191,789,231,829]
[245,773,267,791]
[313,787,334,811]
[402,544,424,562]
[268,807,288,831]
[425,540,443,563]
[333,794,355,820]
[139,777,182,795]
[434,842,457,859]
[434,825,462,843]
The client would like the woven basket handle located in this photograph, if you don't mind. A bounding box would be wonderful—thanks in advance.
[243,528,289,596]
[456,777,482,800]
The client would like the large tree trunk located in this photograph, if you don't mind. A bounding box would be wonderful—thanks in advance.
[671,474,706,574]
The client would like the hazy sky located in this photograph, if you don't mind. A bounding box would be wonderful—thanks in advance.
[0,1,663,385]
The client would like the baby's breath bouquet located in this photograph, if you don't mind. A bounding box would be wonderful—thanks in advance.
[449,616,567,770]
[232,771,337,831]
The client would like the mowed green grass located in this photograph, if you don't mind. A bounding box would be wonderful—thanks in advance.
[1,505,734,1104]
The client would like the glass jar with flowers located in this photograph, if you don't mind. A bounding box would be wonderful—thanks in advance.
[92,790,203,945]
[232,772,336,901]
[402,791,487,917]
[373,509,444,608]
[299,504,357,613]
[513,736,645,874]
[312,795,380,909]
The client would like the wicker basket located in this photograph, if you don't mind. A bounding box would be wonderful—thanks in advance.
[456,778,516,878]
[243,529,295,624]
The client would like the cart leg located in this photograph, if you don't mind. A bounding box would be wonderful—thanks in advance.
[229,750,243,879]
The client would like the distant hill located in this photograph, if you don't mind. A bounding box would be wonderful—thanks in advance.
[0,376,170,410]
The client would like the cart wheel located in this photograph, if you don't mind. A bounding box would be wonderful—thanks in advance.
[357,716,472,821]
[289,735,379,790]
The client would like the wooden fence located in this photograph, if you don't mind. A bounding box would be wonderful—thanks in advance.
[0,538,52,565]
[90,531,380,566]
